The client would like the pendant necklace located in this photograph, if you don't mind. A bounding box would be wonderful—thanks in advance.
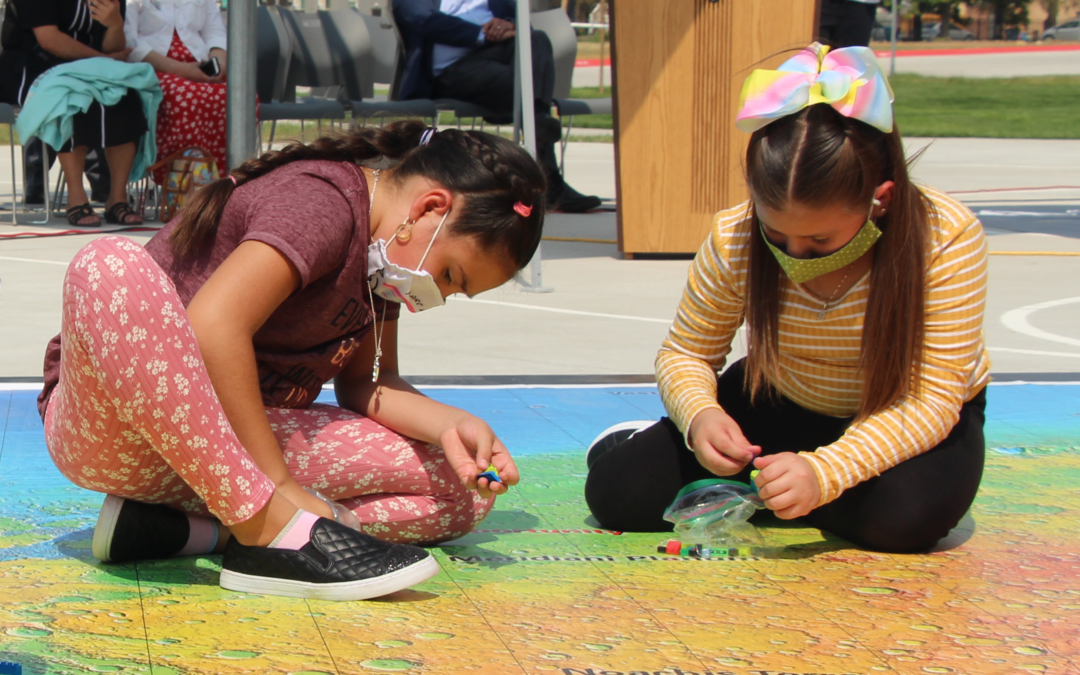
[810,264,854,320]
[365,169,386,382]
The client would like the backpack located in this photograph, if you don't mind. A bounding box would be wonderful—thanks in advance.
[147,147,220,223]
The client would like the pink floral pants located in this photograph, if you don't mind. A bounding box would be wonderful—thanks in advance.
[44,237,492,543]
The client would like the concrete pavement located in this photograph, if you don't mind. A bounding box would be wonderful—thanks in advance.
[0,138,1078,380]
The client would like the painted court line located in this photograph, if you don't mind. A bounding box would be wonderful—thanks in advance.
[449,296,673,324]
[1000,296,1080,349]
[0,255,68,266]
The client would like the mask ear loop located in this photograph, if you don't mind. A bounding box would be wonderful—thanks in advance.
[417,208,450,270]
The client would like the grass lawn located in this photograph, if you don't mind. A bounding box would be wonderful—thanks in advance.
[890,74,1080,138]
[551,75,1080,139]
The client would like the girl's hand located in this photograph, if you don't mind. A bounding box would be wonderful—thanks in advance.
[753,452,821,519]
[439,415,519,499]
[688,408,761,476]
[89,0,124,29]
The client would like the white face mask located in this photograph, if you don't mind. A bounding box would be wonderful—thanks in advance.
[367,209,449,313]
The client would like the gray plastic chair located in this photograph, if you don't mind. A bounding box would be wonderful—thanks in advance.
[258,7,347,149]
[259,7,348,148]
[323,9,437,125]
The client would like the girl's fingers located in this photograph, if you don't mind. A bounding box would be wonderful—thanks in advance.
[490,438,520,486]
[441,430,478,491]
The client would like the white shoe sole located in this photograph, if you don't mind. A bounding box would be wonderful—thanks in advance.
[91,494,125,562]
[219,553,440,601]
[587,420,656,451]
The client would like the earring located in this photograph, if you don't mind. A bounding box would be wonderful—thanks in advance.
[395,218,415,242]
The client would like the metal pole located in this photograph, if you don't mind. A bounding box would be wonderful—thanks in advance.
[598,0,606,94]
[891,1,899,76]
[226,0,258,172]
[516,0,552,293]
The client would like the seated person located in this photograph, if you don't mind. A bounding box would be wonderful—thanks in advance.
[0,0,147,225]
[394,0,601,213]
[585,44,989,554]
[125,0,232,184]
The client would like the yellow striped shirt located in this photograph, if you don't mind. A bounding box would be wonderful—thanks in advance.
[656,187,990,506]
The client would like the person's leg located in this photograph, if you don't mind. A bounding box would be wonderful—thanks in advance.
[265,404,494,545]
[833,0,878,48]
[72,91,146,223]
[585,417,714,531]
[817,0,844,45]
[102,142,142,222]
[55,145,101,225]
[433,42,515,112]
[585,359,850,531]
[84,148,112,203]
[22,137,51,205]
[808,389,986,553]
[44,235,283,539]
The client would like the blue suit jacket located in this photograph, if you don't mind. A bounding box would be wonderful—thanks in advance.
[394,0,516,101]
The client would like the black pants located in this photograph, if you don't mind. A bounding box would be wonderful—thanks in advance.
[59,89,148,152]
[433,32,556,121]
[23,90,146,204]
[585,359,986,553]
[433,33,561,176]
[818,0,878,48]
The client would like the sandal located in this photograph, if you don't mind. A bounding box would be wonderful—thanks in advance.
[66,203,101,227]
[104,202,144,225]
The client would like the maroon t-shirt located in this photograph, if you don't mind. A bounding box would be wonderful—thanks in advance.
[38,160,399,419]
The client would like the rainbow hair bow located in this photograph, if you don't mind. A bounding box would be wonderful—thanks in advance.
[736,42,894,134]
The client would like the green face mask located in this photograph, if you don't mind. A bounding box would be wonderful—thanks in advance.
[760,214,882,284]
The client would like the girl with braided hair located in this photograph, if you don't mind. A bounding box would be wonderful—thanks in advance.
[38,120,546,600]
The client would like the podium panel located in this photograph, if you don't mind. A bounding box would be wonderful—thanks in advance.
[612,0,816,256]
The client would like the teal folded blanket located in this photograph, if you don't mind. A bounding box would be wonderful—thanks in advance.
[15,58,162,182]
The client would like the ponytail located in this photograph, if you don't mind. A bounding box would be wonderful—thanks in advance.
[170,120,547,269]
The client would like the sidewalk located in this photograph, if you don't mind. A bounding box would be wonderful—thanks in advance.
[0,138,1078,380]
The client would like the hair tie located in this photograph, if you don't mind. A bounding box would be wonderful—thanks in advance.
[513,201,532,218]
[419,128,437,147]
[228,175,237,186]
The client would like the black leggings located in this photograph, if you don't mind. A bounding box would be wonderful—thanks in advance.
[584,360,986,553]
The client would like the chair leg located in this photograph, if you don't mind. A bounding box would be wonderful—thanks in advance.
[559,116,574,177]
[268,120,278,146]
[52,167,66,211]
[8,131,15,225]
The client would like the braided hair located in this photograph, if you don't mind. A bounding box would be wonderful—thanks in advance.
[170,120,547,270]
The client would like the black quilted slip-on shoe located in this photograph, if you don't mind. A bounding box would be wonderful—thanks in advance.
[219,517,439,601]
[92,494,191,563]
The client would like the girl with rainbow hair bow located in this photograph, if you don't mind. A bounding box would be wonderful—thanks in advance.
[586,43,990,554]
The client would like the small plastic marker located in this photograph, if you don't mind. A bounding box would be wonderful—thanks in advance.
[665,539,682,555]
[477,464,502,483]
[0,662,23,675]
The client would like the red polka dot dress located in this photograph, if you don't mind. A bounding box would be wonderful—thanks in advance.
[152,31,258,185]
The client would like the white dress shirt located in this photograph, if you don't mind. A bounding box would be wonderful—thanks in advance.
[124,0,228,65]
[432,0,493,75]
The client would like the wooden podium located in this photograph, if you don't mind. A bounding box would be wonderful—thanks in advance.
[611,0,817,256]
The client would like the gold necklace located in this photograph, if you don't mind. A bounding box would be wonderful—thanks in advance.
[809,264,854,320]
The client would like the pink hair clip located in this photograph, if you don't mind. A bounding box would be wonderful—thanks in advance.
[228,175,237,186]
[513,201,532,218]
